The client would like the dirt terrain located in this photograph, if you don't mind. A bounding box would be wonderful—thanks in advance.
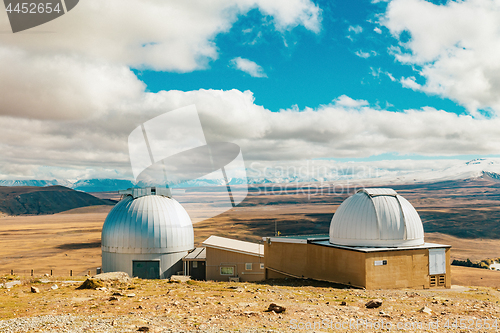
[0,275,499,332]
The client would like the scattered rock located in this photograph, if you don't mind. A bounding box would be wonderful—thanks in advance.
[340,301,347,306]
[365,299,383,309]
[50,284,58,290]
[420,306,432,315]
[30,286,40,293]
[265,303,286,313]
[379,311,391,318]
[112,292,124,296]
[2,281,21,289]
[126,293,136,298]
[109,296,119,301]
[137,327,149,332]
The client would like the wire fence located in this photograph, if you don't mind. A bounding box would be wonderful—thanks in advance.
[0,267,102,278]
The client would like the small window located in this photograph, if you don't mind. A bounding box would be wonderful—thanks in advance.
[260,263,264,269]
[220,266,234,275]
[245,263,252,270]
[192,261,198,268]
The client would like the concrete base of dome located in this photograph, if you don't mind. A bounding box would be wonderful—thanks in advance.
[102,251,188,279]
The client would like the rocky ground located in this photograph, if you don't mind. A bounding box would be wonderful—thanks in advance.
[0,274,499,332]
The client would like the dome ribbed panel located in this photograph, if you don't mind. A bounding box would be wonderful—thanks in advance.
[101,195,194,254]
[329,188,424,247]
[330,192,378,242]
[397,195,424,241]
[372,195,405,241]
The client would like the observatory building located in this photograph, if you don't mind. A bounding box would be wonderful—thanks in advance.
[101,187,194,279]
[264,188,451,289]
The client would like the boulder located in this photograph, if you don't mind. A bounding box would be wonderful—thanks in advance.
[30,286,40,293]
[92,272,131,283]
[77,272,131,290]
[76,278,104,290]
[365,299,383,309]
[170,275,190,283]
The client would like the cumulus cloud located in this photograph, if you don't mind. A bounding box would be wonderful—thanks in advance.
[0,47,145,120]
[0,0,320,120]
[2,89,500,179]
[230,57,268,77]
[400,76,422,90]
[382,0,500,114]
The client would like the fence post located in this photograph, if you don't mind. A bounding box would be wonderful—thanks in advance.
[10,269,13,275]
[88,270,90,276]
[31,269,33,276]
[70,270,72,277]
[50,269,53,276]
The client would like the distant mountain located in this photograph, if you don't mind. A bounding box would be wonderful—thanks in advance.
[1,158,500,192]
[0,186,113,215]
[0,179,72,187]
[380,158,500,184]
[72,179,135,192]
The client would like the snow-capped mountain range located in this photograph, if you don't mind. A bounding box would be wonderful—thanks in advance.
[1,158,500,192]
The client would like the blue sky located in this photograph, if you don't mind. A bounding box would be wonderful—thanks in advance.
[1,0,500,180]
[136,0,465,115]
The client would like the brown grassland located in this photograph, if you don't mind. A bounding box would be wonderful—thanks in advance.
[1,179,500,331]
[1,178,500,286]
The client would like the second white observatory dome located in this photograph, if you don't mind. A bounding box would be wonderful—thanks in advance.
[329,188,424,247]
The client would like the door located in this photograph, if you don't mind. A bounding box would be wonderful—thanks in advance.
[190,261,206,280]
[133,260,160,279]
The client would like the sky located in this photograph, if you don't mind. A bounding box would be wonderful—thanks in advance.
[1,0,500,181]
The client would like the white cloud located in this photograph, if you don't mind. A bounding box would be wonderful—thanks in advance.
[230,57,268,77]
[0,0,320,121]
[348,25,363,34]
[1,89,500,179]
[0,0,321,71]
[0,47,145,120]
[382,0,500,114]
[400,76,422,90]
[355,51,371,58]
[374,27,382,34]
[355,50,377,58]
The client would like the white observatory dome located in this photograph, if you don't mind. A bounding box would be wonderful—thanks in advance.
[101,189,194,279]
[329,188,424,247]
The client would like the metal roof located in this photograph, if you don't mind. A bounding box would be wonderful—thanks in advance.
[329,188,424,247]
[202,235,264,257]
[101,195,193,254]
[183,247,206,261]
